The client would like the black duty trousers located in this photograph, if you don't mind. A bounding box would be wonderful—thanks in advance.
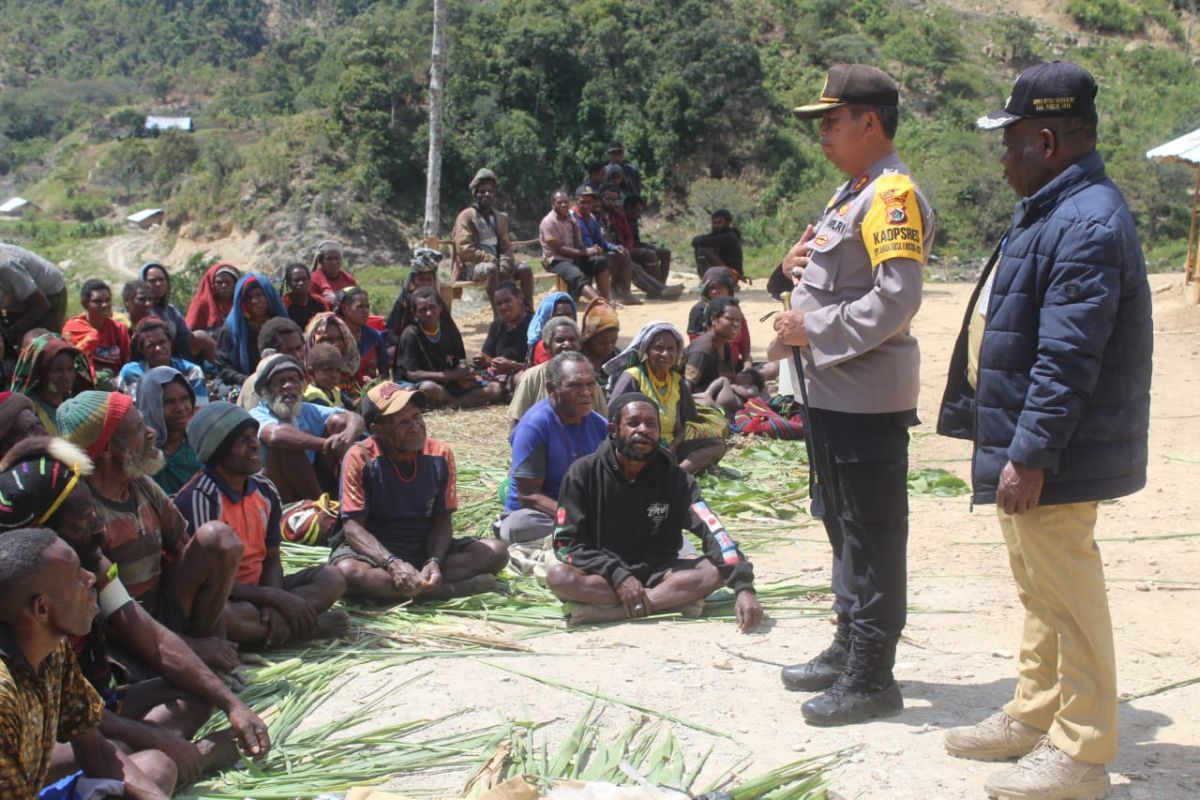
[807,406,914,643]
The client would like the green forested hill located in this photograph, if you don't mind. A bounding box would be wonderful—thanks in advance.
[1,0,1198,276]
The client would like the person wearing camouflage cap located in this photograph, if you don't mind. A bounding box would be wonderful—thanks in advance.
[451,168,535,307]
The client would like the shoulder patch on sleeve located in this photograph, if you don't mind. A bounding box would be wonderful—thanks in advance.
[861,172,927,268]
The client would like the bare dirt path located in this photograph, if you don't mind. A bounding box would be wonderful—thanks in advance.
[301,272,1200,799]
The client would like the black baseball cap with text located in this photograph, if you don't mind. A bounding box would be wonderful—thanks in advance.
[976,61,1098,130]
[792,64,899,119]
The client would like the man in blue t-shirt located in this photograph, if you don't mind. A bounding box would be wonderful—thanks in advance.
[501,352,607,543]
[248,354,364,503]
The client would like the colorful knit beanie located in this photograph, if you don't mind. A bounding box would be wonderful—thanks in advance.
[57,390,136,459]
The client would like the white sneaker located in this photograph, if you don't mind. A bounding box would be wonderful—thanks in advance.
[984,737,1111,800]
[945,711,1044,761]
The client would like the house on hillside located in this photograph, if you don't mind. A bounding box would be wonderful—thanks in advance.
[145,116,193,133]
[0,197,32,217]
[127,208,164,229]
[1147,126,1200,302]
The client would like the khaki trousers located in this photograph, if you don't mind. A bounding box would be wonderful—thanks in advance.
[998,501,1117,764]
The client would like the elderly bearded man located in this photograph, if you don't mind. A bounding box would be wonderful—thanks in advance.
[56,391,246,674]
[249,354,364,503]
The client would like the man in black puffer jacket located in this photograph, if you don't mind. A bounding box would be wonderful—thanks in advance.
[938,62,1152,800]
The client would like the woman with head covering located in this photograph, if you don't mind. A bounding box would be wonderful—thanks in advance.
[309,240,357,305]
[385,246,450,353]
[214,273,287,398]
[61,278,130,385]
[334,286,386,383]
[603,164,628,199]
[385,247,453,372]
[280,262,330,332]
[303,310,363,403]
[118,317,210,405]
[577,297,621,381]
[607,321,727,475]
[526,291,577,366]
[185,261,241,337]
[11,333,93,436]
[687,266,752,371]
[0,391,47,459]
[137,366,203,494]
[138,261,213,364]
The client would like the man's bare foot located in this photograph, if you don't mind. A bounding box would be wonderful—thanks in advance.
[567,603,626,626]
[196,730,239,773]
[186,636,239,673]
[422,573,498,600]
[315,609,351,640]
[567,599,703,626]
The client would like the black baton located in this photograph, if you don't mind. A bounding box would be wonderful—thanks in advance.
[790,345,825,519]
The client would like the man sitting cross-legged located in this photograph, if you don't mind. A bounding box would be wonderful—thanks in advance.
[547,393,763,629]
[0,528,174,800]
[500,352,608,545]
[176,402,350,648]
[250,354,364,503]
[0,437,271,787]
[331,382,509,603]
[57,391,245,674]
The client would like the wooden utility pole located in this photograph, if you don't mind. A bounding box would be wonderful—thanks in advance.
[423,0,447,238]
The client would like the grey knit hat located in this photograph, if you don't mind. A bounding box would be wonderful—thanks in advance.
[187,401,256,465]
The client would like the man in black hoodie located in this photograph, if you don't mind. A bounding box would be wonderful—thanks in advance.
[547,394,762,629]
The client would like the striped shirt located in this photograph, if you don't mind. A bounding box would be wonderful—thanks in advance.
[175,468,282,586]
[92,477,189,603]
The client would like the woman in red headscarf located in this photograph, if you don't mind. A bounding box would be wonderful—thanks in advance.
[186,261,241,336]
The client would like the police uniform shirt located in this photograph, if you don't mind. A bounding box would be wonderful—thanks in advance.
[789,152,934,414]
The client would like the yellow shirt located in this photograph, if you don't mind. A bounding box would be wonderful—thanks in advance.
[624,365,681,444]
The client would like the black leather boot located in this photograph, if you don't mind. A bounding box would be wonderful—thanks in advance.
[780,617,850,692]
[800,636,902,726]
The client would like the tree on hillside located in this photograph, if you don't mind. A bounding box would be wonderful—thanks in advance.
[424,0,447,237]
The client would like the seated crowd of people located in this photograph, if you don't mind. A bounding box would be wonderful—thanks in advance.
[0,152,771,799]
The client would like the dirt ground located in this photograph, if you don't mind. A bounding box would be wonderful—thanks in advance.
[301,271,1200,799]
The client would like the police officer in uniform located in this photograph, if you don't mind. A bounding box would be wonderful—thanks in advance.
[769,64,935,726]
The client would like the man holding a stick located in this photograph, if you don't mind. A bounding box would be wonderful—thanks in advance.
[769,63,934,726]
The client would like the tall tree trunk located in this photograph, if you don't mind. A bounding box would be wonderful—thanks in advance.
[423,0,447,238]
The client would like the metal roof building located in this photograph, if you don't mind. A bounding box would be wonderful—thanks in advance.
[145,116,193,132]
[1148,126,1200,300]
[0,197,30,215]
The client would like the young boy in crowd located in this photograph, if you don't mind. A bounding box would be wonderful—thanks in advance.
[304,343,352,410]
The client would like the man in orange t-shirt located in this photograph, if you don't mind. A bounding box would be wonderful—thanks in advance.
[175,402,347,648]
